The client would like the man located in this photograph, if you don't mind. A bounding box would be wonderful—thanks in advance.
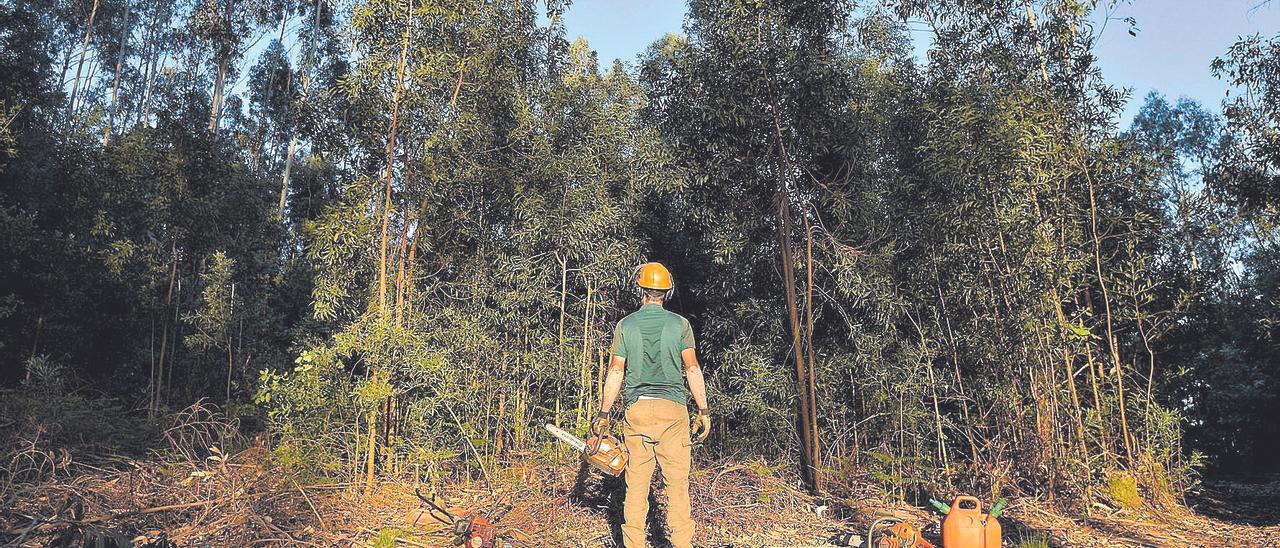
[593,261,711,548]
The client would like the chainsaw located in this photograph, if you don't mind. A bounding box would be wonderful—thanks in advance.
[868,513,934,548]
[544,423,628,476]
[414,489,511,548]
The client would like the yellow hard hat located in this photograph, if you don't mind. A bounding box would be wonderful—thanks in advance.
[635,262,673,290]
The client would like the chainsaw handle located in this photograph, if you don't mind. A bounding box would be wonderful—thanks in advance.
[416,488,459,524]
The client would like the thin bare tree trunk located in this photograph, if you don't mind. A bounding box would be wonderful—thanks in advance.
[1050,286,1089,461]
[554,253,567,428]
[576,281,593,428]
[226,283,235,402]
[378,5,412,318]
[279,134,298,213]
[365,392,377,492]
[494,389,506,456]
[1083,169,1135,464]
[1136,293,1157,446]
[140,50,165,126]
[103,0,129,144]
[148,315,155,413]
[58,48,73,93]
[392,163,416,327]
[402,196,431,309]
[154,241,177,415]
[778,195,818,492]
[802,217,820,482]
[766,87,820,492]
[208,56,229,131]
[281,2,318,215]
[366,0,413,494]
[68,0,102,116]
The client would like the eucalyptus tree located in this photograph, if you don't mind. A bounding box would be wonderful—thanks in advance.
[863,0,1210,504]
[245,40,295,173]
[278,0,343,217]
[1213,33,1280,217]
[186,0,276,131]
[1199,32,1280,471]
[287,0,555,489]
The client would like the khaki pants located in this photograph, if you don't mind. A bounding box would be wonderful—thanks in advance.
[621,398,694,548]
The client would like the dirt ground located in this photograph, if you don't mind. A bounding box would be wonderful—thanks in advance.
[3,442,1279,547]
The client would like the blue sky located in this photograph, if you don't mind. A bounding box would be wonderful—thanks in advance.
[559,0,1280,124]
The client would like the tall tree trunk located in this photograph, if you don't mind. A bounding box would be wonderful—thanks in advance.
[225,283,235,402]
[778,195,818,493]
[402,194,431,315]
[767,90,819,492]
[140,47,165,126]
[68,0,101,116]
[103,0,130,144]
[58,48,73,93]
[250,12,284,175]
[167,274,182,404]
[280,0,322,216]
[393,212,410,328]
[802,217,821,483]
[208,55,229,131]
[1082,167,1135,465]
[366,0,413,493]
[136,47,152,125]
[1050,285,1089,461]
[378,4,412,318]
[279,135,299,213]
[576,281,593,428]
[365,387,378,493]
[154,241,177,416]
[555,253,567,427]
[1136,292,1158,447]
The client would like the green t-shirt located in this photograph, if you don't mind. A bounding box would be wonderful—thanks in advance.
[610,303,696,406]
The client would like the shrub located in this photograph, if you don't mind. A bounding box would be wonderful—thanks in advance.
[1105,471,1143,510]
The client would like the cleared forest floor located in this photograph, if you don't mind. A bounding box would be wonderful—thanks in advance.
[3,441,1278,547]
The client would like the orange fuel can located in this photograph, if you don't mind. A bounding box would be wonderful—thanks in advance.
[940,496,1001,548]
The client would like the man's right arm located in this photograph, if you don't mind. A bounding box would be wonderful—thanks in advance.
[601,322,626,413]
[599,354,626,413]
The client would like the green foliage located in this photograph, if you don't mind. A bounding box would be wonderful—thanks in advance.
[2,0,1279,508]
[370,528,409,548]
[1,358,155,465]
[1105,471,1143,510]
[1016,533,1051,548]
[185,251,237,352]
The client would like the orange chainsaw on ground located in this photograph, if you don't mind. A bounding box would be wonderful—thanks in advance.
[413,489,512,548]
[544,423,628,476]
[868,513,934,548]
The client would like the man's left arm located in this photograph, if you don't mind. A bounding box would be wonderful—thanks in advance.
[681,320,711,442]
[682,348,709,411]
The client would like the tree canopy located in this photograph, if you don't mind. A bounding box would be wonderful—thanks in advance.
[3,0,1279,507]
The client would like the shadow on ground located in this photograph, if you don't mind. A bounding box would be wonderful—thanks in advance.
[1187,476,1280,527]
[570,459,678,547]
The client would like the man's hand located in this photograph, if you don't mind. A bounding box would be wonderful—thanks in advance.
[587,411,610,453]
[690,408,711,444]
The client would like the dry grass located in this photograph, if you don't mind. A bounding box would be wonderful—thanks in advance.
[3,406,1278,547]
[1009,490,1280,547]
